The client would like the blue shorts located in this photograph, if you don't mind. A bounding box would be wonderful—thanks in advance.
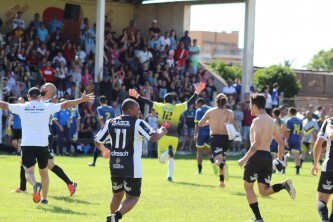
[197,130,210,148]
[288,141,301,153]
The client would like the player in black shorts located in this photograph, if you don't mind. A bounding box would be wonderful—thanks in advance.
[95,99,167,222]
[312,117,333,221]
[238,94,296,222]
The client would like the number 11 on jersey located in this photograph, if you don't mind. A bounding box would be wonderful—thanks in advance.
[114,128,127,149]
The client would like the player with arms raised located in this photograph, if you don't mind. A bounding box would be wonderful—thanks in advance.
[129,82,206,181]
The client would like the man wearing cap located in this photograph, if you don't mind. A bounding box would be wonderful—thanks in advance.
[0,87,94,204]
[148,19,160,35]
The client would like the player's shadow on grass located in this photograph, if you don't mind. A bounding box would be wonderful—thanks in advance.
[52,196,96,205]
[172,181,216,188]
[38,205,90,215]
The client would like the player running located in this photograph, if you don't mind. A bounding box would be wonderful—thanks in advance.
[129,82,206,181]
[194,98,217,175]
[88,95,115,166]
[270,108,287,160]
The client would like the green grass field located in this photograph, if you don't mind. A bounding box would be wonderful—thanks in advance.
[0,154,322,222]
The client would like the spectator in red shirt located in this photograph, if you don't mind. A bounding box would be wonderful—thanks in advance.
[82,67,93,87]
[62,40,75,64]
[174,41,188,77]
[26,49,40,72]
[242,101,255,151]
[40,61,56,83]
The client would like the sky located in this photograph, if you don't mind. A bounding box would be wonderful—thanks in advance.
[190,0,333,69]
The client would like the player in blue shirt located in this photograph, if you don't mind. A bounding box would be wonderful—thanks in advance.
[180,103,196,151]
[89,95,115,166]
[194,98,217,175]
[285,107,303,175]
[7,97,23,154]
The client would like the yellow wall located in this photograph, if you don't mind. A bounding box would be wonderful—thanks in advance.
[0,0,134,34]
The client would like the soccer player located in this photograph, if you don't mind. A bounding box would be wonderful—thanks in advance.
[181,103,195,151]
[94,99,167,222]
[238,94,296,222]
[2,87,94,204]
[198,93,238,187]
[88,95,115,166]
[194,98,216,175]
[270,108,286,160]
[312,116,333,221]
[129,82,206,181]
[285,107,303,174]
[301,111,319,167]
[14,83,83,197]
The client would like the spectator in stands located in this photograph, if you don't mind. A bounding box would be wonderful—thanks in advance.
[271,82,279,108]
[62,40,75,64]
[233,77,242,103]
[169,29,178,50]
[174,41,188,76]
[13,11,25,30]
[81,100,95,118]
[233,104,244,153]
[118,84,129,105]
[82,67,93,88]
[262,85,272,116]
[137,45,153,69]
[71,56,83,83]
[149,19,160,35]
[145,108,159,157]
[24,24,37,42]
[6,70,16,91]
[52,52,66,65]
[85,24,96,55]
[29,13,42,29]
[180,31,191,51]
[133,30,145,55]
[40,61,56,83]
[159,31,170,52]
[37,23,49,43]
[74,45,86,64]
[149,33,161,49]
[126,20,137,37]
[222,79,236,98]
[242,101,254,151]
[49,28,64,47]
[48,14,63,34]
[308,104,319,119]
[111,101,121,116]
[189,39,200,69]
[80,17,89,48]
[206,77,217,102]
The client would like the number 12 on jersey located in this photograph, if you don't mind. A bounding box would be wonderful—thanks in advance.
[114,128,127,149]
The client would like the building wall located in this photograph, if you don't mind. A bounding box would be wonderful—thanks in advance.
[0,1,134,35]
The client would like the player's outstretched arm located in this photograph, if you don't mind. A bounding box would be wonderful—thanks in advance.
[186,82,207,107]
[129,88,154,106]
[0,101,9,110]
[61,91,95,109]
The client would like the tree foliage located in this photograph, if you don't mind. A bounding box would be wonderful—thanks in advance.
[253,65,301,98]
[306,49,333,71]
[210,60,242,81]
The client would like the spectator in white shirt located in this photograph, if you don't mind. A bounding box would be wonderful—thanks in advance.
[137,45,152,67]
[159,31,171,52]
[222,80,236,97]
[13,11,25,30]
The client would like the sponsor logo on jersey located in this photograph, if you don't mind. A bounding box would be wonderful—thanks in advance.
[250,174,258,181]
[111,151,129,156]
[112,182,122,190]
[113,164,124,169]
[25,106,45,112]
[322,180,333,190]
[112,120,130,127]
[124,181,132,192]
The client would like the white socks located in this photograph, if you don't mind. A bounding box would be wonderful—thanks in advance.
[168,158,174,178]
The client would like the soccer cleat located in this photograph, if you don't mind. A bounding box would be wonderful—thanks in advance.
[246,217,264,222]
[223,165,229,181]
[284,179,296,199]
[168,146,174,158]
[40,198,48,204]
[212,164,218,175]
[167,177,173,182]
[159,150,169,163]
[88,162,95,167]
[12,188,27,193]
[67,182,77,196]
[106,214,118,222]
[33,182,42,203]
[219,181,225,188]
[195,172,202,175]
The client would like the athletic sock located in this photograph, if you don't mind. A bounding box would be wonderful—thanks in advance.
[272,183,285,193]
[93,147,99,164]
[219,162,225,170]
[300,159,304,168]
[20,166,26,191]
[317,200,329,221]
[219,175,224,182]
[51,165,72,185]
[209,157,214,164]
[198,164,202,173]
[249,202,262,220]
[296,166,300,174]
[168,158,174,178]
[115,211,122,220]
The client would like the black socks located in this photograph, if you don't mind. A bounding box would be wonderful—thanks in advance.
[317,200,329,221]
[198,164,202,173]
[51,165,72,185]
[249,202,262,220]
[272,183,285,193]
[20,166,26,191]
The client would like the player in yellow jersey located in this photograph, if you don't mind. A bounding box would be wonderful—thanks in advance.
[129,82,206,181]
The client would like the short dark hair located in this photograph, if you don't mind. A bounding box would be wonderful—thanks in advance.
[121,99,138,113]
[272,108,280,117]
[273,82,279,88]
[196,98,206,105]
[288,107,297,115]
[28,87,42,98]
[164,93,175,104]
[99,95,107,104]
[250,94,266,110]
[8,97,18,104]
[216,93,227,108]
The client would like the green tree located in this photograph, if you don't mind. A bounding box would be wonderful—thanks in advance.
[210,60,242,81]
[306,49,333,71]
[253,65,301,98]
